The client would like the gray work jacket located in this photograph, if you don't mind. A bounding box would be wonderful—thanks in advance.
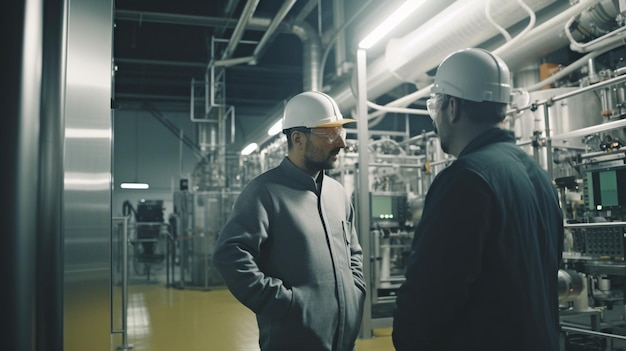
[213,157,366,351]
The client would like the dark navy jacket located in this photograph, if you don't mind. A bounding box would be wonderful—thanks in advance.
[393,128,563,351]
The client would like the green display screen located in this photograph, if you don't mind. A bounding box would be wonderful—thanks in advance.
[587,167,626,210]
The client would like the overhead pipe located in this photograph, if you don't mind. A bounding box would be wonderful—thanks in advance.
[115,9,272,30]
[118,6,319,149]
[333,0,348,77]
[292,0,320,26]
[214,56,256,67]
[215,0,241,37]
[564,0,626,54]
[522,41,623,92]
[252,0,298,62]
[328,0,561,114]
[221,0,260,60]
[253,0,574,149]
[243,21,323,149]
[498,0,604,68]
[343,0,604,123]
[290,21,322,91]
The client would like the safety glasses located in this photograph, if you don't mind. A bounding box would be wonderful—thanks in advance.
[426,94,439,120]
[308,127,347,143]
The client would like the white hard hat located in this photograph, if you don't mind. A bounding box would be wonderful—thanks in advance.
[282,91,356,130]
[431,48,512,104]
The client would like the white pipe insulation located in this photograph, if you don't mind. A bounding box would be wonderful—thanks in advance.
[329,0,621,118]
[329,0,561,112]
[342,0,607,121]
[385,0,557,84]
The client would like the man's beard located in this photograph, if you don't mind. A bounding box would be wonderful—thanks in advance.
[304,152,338,171]
[433,122,449,154]
[304,142,340,171]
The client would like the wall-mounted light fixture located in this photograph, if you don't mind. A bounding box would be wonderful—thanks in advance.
[120,183,150,189]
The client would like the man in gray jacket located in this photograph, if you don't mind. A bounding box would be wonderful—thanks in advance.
[213,91,366,351]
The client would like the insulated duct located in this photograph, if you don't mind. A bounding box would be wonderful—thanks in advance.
[356,0,605,122]
[328,0,565,113]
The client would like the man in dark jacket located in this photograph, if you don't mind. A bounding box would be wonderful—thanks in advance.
[213,91,366,351]
[392,48,563,351]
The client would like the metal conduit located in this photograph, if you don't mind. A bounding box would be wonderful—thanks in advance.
[252,0,298,60]
[115,9,272,30]
[221,0,260,60]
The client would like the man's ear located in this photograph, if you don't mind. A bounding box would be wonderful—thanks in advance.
[292,130,306,149]
[448,97,461,123]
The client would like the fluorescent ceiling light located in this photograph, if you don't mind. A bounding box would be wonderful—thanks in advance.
[358,0,426,49]
[120,182,150,189]
[241,143,258,156]
[267,119,283,136]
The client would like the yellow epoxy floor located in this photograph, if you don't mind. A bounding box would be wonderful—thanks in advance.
[116,283,394,351]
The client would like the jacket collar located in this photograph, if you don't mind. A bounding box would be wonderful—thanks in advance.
[458,127,516,158]
[280,157,320,192]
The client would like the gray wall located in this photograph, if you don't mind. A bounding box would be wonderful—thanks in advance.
[113,109,199,218]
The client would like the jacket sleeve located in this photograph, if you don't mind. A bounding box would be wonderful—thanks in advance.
[212,181,293,318]
[392,169,496,350]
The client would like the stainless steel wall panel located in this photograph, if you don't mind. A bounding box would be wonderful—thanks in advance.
[38,0,68,350]
[63,0,113,350]
[2,0,43,350]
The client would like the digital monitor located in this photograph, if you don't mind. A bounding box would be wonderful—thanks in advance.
[585,166,626,211]
[370,194,407,225]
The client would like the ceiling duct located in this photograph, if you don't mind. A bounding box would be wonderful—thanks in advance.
[354,0,606,120]
[328,0,563,113]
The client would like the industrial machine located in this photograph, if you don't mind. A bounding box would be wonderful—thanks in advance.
[558,149,626,350]
[369,192,411,299]
[123,199,168,281]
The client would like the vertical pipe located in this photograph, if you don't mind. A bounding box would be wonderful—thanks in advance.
[333,0,347,77]
[190,77,195,121]
[3,0,43,350]
[37,0,67,350]
[544,103,554,178]
[356,48,373,339]
[120,216,131,349]
[291,22,322,91]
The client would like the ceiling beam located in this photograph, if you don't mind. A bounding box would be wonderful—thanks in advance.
[115,9,273,31]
